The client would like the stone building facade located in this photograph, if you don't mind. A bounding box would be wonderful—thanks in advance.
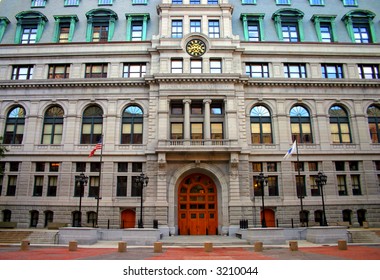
[0,0,379,235]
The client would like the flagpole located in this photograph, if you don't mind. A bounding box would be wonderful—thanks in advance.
[95,135,103,228]
[296,139,305,226]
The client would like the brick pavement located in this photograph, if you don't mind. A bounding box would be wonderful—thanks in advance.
[0,244,379,260]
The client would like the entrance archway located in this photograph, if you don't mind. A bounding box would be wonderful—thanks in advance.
[121,209,136,229]
[178,173,218,235]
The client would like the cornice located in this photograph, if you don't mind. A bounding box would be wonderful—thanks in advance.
[0,77,379,89]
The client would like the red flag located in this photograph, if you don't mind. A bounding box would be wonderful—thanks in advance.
[89,141,102,157]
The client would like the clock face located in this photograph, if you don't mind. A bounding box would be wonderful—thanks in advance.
[186,39,206,57]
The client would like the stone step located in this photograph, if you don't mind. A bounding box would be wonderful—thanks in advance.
[348,230,380,243]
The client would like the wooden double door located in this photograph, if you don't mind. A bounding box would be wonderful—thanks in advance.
[178,174,218,235]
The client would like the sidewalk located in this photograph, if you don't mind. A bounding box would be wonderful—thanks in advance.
[0,241,379,260]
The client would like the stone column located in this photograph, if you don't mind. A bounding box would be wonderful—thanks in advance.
[203,99,211,141]
[183,99,191,141]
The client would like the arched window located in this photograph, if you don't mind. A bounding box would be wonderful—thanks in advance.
[30,210,39,228]
[15,11,48,44]
[290,105,312,143]
[342,10,377,43]
[342,209,352,225]
[42,106,64,144]
[3,106,25,144]
[81,105,103,144]
[367,105,380,143]
[250,105,273,144]
[329,105,351,143]
[121,105,143,144]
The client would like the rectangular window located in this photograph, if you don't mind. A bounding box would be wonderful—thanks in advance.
[190,20,201,33]
[208,20,220,38]
[48,64,70,79]
[117,176,128,196]
[123,63,146,78]
[36,162,45,172]
[12,65,34,80]
[358,64,379,79]
[208,0,218,4]
[171,123,184,140]
[284,64,306,78]
[33,176,44,196]
[321,64,343,79]
[90,162,101,172]
[337,175,347,196]
[172,0,182,4]
[253,177,263,196]
[76,162,86,173]
[252,162,262,172]
[211,123,223,140]
[64,0,80,6]
[171,20,183,38]
[210,59,222,74]
[308,162,318,171]
[353,24,371,43]
[309,0,324,5]
[267,162,277,172]
[131,21,143,41]
[282,23,299,42]
[118,162,128,172]
[190,0,200,3]
[92,23,109,42]
[132,163,142,172]
[171,59,183,73]
[310,175,320,196]
[58,24,70,43]
[98,0,113,5]
[132,0,147,4]
[349,161,359,171]
[31,0,46,7]
[131,176,141,197]
[191,123,203,140]
[49,163,60,172]
[294,162,304,172]
[242,0,256,4]
[0,175,3,196]
[88,176,99,197]
[10,162,19,172]
[21,26,38,44]
[190,59,202,74]
[7,175,17,196]
[191,102,202,115]
[268,176,279,196]
[320,24,332,42]
[171,103,183,115]
[351,175,361,195]
[47,176,57,197]
[85,63,108,78]
[335,161,345,171]
[342,0,358,7]
[276,0,291,5]
[296,175,306,197]
[246,63,269,78]
[247,21,260,41]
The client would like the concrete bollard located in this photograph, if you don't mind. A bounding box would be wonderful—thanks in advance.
[254,241,263,252]
[118,241,127,253]
[154,242,163,253]
[20,240,30,251]
[289,240,298,251]
[204,242,213,252]
[338,240,347,250]
[68,240,78,251]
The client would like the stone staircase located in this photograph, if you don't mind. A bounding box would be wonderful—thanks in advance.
[0,230,33,244]
[161,235,250,246]
[0,230,59,245]
[348,230,380,244]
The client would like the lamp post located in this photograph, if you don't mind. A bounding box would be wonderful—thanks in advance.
[256,172,268,228]
[135,173,149,228]
[315,171,328,226]
[76,172,88,227]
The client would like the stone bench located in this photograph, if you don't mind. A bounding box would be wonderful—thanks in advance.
[0,222,17,228]
[47,222,68,229]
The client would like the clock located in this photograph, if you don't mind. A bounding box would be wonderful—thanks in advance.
[186,39,206,57]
